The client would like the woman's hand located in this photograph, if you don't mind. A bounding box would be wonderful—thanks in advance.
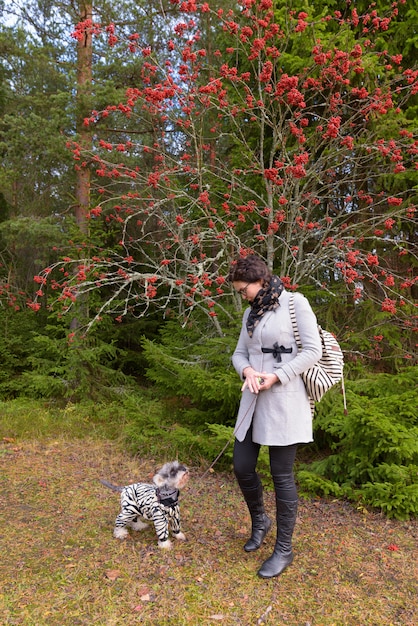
[257,372,280,390]
[241,368,279,394]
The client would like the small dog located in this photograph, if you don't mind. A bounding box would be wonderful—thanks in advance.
[100,461,189,549]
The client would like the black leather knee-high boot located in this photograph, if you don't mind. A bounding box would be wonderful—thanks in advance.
[237,477,272,552]
[257,498,298,578]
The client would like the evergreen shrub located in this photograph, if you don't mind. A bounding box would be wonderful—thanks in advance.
[15,318,136,401]
[297,367,418,519]
[121,395,238,466]
[141,317,242,425]
[0,308,43,399]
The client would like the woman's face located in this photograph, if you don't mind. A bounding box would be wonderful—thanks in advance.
[233,280,264,303]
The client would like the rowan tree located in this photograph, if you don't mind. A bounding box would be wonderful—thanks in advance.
[31,0,417,363]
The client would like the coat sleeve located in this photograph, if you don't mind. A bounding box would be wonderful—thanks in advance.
[231,309,251,380]
[275,294,322,386]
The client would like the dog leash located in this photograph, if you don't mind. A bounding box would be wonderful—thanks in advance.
[187,395,258,497]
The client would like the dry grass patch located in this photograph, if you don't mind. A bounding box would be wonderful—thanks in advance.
[1,438,417,625]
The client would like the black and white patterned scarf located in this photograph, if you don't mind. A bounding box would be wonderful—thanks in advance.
[246,275,284,337]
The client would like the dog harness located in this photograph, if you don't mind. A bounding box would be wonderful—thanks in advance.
[156,487,179,508]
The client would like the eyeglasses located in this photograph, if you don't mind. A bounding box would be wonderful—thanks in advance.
[236,282,250,297]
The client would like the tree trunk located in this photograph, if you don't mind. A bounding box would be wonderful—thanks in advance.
[70,1,93,335]
[75,1,92,235]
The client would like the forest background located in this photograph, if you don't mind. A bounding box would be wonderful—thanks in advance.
[0,0,417,519]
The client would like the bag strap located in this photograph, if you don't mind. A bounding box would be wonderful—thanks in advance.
[288,294,302,350]
[290,294,348,415]
[289,293,314,415]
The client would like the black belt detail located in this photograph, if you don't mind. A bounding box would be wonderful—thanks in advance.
[261,342,292,362]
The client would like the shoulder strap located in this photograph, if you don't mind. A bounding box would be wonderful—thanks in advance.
[288,294,302,349]
[290,294,348,414]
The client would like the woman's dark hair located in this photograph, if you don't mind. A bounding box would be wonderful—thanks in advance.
[228,255,272,286]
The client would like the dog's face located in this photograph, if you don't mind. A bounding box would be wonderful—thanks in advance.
[153,461,189,490]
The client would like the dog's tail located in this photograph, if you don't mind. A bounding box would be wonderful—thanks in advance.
[99,478,123,493]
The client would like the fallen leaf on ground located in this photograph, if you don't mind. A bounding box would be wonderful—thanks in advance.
[140,593,151,602]
[105,569,121,580]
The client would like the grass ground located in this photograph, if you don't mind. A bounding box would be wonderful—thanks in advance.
[1,434,417,626]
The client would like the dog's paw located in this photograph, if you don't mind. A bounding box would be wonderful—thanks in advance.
[158,539,172,550]
[174,532,186,541]
[113,527,129,540]
[130,520,148,531]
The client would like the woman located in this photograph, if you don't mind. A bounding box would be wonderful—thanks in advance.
[228,254,322,579]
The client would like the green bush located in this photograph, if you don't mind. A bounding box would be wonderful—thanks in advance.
[17,320,136,402]
[0,304,154,402]
[141,317,242,425]
[0,308,43,398]
[297,367,418,519]
[122,398,238,468]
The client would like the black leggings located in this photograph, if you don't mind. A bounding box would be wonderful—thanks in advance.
[233,425,298,501]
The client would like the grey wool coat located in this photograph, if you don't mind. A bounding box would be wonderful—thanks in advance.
[232,289,322,446]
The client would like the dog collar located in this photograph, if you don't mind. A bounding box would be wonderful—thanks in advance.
[156,487,179,507]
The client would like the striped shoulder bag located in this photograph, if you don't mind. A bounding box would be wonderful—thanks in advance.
[289,294,346,414]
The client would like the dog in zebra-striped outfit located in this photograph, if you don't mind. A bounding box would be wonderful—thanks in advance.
[100,461,189,549]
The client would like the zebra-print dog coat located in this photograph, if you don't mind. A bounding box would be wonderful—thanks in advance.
[101,461,188,548]
[115,482,182,542]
